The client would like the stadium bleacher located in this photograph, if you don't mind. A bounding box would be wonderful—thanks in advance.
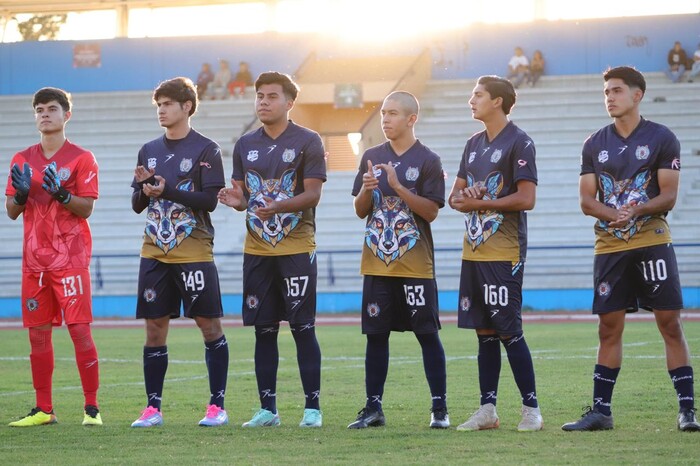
[1,73,698,304]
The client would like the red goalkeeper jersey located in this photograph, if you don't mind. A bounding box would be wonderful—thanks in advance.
[5,140,99,272]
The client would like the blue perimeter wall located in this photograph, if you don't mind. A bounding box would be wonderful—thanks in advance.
[1,288,699,318]
[1,14,700,94]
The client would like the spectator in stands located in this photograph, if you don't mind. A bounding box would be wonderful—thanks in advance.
[688,43,700,83]
[195,62,214,100]
[562,66,699,432]
[665,41,688,83]
[527,50,545,87]
[218,71,326,428]
[130,77,229,428]
[228,61,254,98]
[346,91,450,430]
[210,59,232,100]
[448,76,543,433]
[6,87,102,427]
[506,46,529,89]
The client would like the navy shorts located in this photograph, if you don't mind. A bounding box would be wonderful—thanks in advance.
[592,243,683,314]
[361,275,441,335]
[136,258,223,319]
[242,252,317,326]
[457,260,524,336]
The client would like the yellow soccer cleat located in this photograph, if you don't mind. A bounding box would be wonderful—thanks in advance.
[8,407,57,427]
[82,405,103,426]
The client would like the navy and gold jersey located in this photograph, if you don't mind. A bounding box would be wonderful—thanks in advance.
[456,121,537,262]
[132,129,225,263]
[580,118,680,254]
[352,140,445,279]
[232,121,327,256]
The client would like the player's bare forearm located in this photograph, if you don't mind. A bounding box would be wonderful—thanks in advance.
[353,186,374,218]
[5,196,25,220]
[580,195,618,222]
[62,195,95,219]
[394,184,439,223]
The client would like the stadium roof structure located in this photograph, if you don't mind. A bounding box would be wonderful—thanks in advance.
[0,1,262,14]
[0,0,267,36]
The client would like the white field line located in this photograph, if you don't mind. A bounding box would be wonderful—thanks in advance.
[1,312,700,329]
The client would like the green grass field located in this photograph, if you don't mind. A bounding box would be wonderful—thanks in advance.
[1,317,699,465]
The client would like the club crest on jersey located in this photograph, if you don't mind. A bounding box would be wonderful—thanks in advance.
[597,281,611,297]
[365,190,420,265]
[598,150,609,163]
[247,150,259,162]
[148,157,157,169]
[180,158,192,172]
[635,145,650,160]
[143,288,157,303]
[145,179,196,254]
[246,295,260,309]
[598,170,651,242]
[282,148,296,163]
[245,168,301,247]
[468,152,476,164]
[463,171,504,251]
[460,296,471,312]
[490,149,502,163]
[367,303,380,317]
[405,166,419,182]
[26,298,39,312]
[57,167,70,181]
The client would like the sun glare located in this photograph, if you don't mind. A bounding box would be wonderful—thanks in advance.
[0,0,698,43]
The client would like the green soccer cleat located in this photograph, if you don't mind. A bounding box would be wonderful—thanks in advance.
[82,405,103,426]
[299,408,323,428]
[242,408,280,427]
[9,407,57,427]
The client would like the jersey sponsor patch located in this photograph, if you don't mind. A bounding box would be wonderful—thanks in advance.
[148,157,157,169]
[635,145,650,160]
[405,166,419,181]
[282,148,296,163]
[247,150,259,162]
[598,150,609,163]
[57,166,70,181]
[180,158,192,172]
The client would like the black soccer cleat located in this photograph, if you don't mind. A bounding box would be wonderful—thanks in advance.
[347,406,386,429]
[678,408,700,432]
[561,406,613,431]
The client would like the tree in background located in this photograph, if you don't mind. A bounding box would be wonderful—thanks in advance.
[17,14,67,41]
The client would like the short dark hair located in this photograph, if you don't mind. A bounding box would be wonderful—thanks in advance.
[33,87,71,112]
[603,66,646,95]
[255,71,299,101]
[477,75,516,114]
[153,77,198,116]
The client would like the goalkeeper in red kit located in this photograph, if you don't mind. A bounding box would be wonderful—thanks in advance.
[5,87,102,427]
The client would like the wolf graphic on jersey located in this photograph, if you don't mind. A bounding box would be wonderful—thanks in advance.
[145,179,196,254]
[245,168,301,247]
[365,189,420,265]
[464,171,504,251]
[598,170,651,242]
